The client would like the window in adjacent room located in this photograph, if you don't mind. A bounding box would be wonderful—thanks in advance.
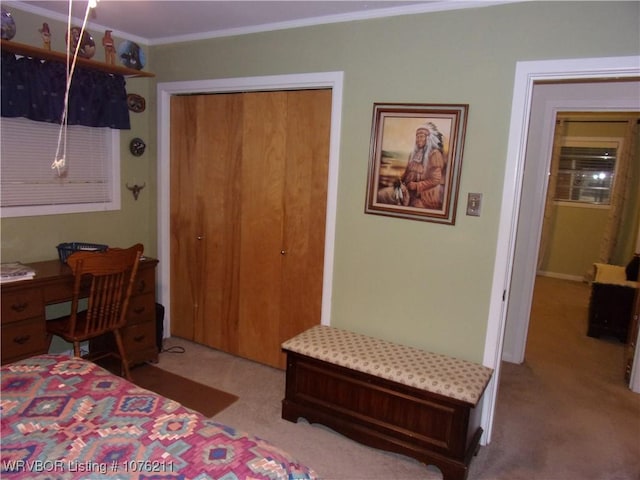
[1,117,120,217]
[553,138,621,206]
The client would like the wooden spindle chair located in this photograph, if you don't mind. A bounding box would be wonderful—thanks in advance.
[46,244,144,380]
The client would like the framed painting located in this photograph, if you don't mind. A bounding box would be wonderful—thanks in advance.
[365,103,468,225]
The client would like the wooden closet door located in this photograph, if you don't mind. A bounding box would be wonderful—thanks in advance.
[237,90,331,368]
[170,94,243,351]
[171,89,331,369]
[279,89,331,358]
[237,92,288,366]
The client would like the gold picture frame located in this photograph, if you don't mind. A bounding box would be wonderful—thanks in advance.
[365,103,468,225]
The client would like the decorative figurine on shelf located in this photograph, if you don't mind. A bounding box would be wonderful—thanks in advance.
[66,26,95,59]
[38,22,51,50]
[1,7,16,40]
[102,30,115,65]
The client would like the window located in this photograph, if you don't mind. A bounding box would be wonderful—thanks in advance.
[1,117,120,217]
[554,139,621,205]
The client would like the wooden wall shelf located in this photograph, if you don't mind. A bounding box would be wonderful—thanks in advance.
[1,40,154,78]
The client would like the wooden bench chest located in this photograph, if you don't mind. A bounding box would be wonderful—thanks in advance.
[281,325,493,480]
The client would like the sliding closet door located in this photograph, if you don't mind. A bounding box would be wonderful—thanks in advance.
[237,90,331,368]
[170,94,243,351]
[279,89,331,354]
[170,89,331,369]
[237,92,288,366]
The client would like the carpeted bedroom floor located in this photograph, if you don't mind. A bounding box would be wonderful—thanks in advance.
[152,275,640,480]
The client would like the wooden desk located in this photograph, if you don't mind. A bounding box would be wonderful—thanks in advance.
[1,257,159,365]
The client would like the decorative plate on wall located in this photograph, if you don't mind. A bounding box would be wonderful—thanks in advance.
[129,137,146,156]
[127,94,146,113]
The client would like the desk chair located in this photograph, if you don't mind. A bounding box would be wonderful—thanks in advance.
[46,243,144,380]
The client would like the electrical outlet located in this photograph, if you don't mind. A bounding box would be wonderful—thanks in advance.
[467,193,482,217]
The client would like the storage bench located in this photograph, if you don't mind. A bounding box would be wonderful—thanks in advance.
[281,325,493,480]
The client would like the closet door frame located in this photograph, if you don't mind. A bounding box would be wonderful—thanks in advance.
[157,71,344,336]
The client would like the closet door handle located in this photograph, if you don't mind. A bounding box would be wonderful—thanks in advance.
[280,250,287,255]
[196,235,205,240]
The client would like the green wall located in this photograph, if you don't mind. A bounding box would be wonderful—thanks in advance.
[541,205,609,277]
[1,1,638,363]
[539,118,640,277]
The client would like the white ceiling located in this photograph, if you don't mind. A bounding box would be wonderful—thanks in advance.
[5,1,510,45]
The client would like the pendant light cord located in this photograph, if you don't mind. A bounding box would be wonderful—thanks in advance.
[52,0,98,175]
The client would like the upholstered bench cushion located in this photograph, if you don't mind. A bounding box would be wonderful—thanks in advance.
[282,325,493,405]
[593,263,640,288]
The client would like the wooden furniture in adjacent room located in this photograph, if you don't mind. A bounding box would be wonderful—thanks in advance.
[625,289,640,384]
[1,256,159,366]
[587,259,639,342]
[281,326,493,480]
[45,244,144,380]
[169,89,331,369]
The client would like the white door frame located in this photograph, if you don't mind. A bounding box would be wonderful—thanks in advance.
[481,56,640,443]
[156,72,344,338]
[503,80,640,364]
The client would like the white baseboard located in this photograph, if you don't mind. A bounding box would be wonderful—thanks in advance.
[536,270,586,283]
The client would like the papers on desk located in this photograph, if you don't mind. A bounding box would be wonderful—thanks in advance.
[1,262,36,283]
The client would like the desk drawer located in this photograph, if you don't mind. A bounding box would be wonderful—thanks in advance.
[1,290,44,324]
[133,267,155,296]
[43,279,92,304]
[89,320,157,366]
[127,292,155,325]
[2,317,47,363]
[124,321,158,365]
[123,321,156,353]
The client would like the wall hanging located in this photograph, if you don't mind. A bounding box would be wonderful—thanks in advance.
[365,103,468,225]
[127,93,146,113]
[126,182,145,200]
[129,137,146,156]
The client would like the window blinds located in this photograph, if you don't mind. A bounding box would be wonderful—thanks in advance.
[1,117,120,216]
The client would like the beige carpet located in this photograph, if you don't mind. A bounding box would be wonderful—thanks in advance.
[153,276,640,479]
[469,276,640,480]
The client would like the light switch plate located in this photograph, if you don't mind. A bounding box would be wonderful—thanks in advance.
[466,193,482,216]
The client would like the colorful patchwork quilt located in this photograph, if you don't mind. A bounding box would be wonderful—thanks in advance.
[0,355,319,479]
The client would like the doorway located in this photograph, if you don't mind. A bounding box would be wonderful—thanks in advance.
[482,56,640,444]
[502,82,640,365]
[527,110,639,378]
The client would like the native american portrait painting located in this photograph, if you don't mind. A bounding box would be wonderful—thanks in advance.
[365,103,468,225]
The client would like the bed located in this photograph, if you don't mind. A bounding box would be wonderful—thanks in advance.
[0,354,318,479]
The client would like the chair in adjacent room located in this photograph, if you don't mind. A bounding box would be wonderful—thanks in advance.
[46,243,144,380]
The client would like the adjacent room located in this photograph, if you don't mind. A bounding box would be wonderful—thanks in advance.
[1,1,639,479]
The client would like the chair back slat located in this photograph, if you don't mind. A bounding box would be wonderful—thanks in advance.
[66,244,144,338]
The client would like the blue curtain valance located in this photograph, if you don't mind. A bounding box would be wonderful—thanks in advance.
[1,51,130,129]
